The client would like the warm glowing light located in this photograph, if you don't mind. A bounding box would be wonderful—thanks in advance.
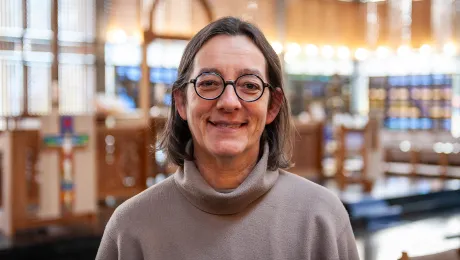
[452,115,460,138]
[376,46,390,59]
[286,43,301,55]
[106,29,127,44]
[397,45,411,56]
[354,48,369,61]
[321,45,335,58]
[419,44,432,55]
[131,31,144,44]
[247,0,258,9]
[283,52,296,65]
[337,46,351,59]
[399,141,411,152]
[271,42,283,55]
[443,42,457,56]
[433,142,443,153]
[305,44,319,56]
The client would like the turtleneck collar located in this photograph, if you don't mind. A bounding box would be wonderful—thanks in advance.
[174,142,279,215]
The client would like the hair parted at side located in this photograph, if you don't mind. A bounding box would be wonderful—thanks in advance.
[157,16,294,171]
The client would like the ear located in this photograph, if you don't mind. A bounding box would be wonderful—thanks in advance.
[266,88,283,125]
[173,89,187,120]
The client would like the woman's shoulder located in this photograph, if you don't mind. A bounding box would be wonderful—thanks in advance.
[273,169,349,225]
[276,169,340,200]
[104,175,178,232]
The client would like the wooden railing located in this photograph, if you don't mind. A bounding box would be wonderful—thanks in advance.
[383,131,460,180]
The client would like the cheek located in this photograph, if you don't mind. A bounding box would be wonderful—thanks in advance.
[247,103,269,131]
[187,97,212,127]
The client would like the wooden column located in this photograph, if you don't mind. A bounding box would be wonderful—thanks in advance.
[409,150,418,178]
[276,0,286,44]
[51,0,59,111]
[140,0,150,124]
[439,153,449,179]
[276,0,287,95]
[21,0,28,116]
[95,0,107,93]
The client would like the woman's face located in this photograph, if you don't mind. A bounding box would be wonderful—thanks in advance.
[175,35,281,161]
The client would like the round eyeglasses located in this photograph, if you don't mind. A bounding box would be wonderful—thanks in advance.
[189,72,273,102]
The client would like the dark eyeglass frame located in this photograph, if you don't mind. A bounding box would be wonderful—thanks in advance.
[189,72,274,102]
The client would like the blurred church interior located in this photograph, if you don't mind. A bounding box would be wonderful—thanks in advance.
[1,0,460,259]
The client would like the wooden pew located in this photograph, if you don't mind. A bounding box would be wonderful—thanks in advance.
[0,129,40,207]
[384,131,460,180]
[289,121,325,181]
[96,126,152,200]
[335,123,374,192]
[0,130,92,236]
[0,114,99,236]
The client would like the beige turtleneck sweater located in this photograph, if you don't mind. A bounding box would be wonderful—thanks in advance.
[96,144,360,260]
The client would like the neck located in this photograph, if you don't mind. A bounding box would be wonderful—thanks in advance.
[174,142,279,215]
[193,145,259,190]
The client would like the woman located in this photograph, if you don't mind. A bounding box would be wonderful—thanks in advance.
[96,17,360,260]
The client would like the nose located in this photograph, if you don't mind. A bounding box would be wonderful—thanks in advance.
[216,84,242,112]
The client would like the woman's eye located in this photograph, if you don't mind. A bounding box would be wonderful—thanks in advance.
[245,84,258,89]
[200,81,218,87]
[242,83,261,91]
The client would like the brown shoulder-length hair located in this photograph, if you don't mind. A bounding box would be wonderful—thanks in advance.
[157,16,293,171]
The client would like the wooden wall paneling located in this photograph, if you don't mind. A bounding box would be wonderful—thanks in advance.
[286,0,309,44]
[332,2,364,48]
[253,0,276,41]
[191,1,212,34]
[108,0,140,35]
[377,1,389,47]
[341,2,357,47]
[208,0,245,20]
[303,0,321,44]
[454,1,460,42]
[285,0,366,47]
[354,3,367,48]
[321,0,339,45]
[411,0,431,48]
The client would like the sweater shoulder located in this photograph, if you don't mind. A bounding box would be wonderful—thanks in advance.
[276,169,341,203]
[273,170,350,228]
[103,175,178,235]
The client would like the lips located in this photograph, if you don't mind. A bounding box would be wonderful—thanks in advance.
[208,120,248,128]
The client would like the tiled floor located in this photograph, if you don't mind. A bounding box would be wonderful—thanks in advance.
[355,209,460,260]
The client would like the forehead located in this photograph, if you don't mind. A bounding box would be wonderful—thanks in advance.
[193,35,267,78]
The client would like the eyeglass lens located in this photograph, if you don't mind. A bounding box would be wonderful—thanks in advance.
[195,73,264,101]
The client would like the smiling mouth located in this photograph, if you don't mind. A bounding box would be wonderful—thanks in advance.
[208,121,248,128]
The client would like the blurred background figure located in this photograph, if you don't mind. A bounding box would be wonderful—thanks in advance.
[0,1,460,260]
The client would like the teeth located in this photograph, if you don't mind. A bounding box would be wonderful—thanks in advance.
[215,123,241,128]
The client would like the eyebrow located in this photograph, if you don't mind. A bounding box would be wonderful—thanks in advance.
[195,68,264,79]
[197,68,223,76]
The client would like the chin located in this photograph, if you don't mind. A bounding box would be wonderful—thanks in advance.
[207,140,247,157]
